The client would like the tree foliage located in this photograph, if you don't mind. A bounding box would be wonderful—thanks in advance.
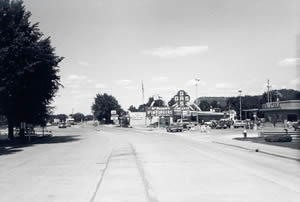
[199,100,210,111]
[137,97,166,111]
[0,0,63,138]
[137,104,147,112]
[210,100,219,109]
[84,114,93,121]
[128,105,138,112]
[72,112,84,122]
[261,89,300,104]
[137,97,154,112]
[91,93,123,124]
[54,114,68,122]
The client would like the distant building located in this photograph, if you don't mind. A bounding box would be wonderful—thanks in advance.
[223,110,237,120]
[260,100,300,123]
[144,90,225,126]
[53,118,60,124]
[128,112,146,126]
[243,100,300,125]
[66,117,75,124]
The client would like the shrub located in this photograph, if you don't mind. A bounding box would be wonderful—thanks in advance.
[264,135,292,142]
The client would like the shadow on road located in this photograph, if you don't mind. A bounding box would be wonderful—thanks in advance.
[0,135,81,156]
[0,147,23,155]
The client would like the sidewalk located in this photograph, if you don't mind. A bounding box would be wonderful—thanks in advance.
[208,131,300,161]
[169,128,300,161]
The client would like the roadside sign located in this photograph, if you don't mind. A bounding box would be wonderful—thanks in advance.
[111,110,117,115]
[174,106,190,112]
[129,113,144,120]
[173,90,190,107]
[147,107,172,117]
[182,111,190,116]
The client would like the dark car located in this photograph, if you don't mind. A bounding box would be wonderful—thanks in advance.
[166,124,183,132]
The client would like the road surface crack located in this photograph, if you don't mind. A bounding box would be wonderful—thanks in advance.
[90,151,113,202]
[129,143,158,202]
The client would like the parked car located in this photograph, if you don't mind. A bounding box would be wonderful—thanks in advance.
[58,122,67,128]
[176,119,197,129]
[215,122,227,129]
[205,120,217,128]
[233,120,246,128]
[292,121,300,131]
[166,124,183,132]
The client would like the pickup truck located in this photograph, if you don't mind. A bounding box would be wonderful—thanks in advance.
[166,124,183,132]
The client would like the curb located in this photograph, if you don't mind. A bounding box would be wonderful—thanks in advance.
[212,141,300,162]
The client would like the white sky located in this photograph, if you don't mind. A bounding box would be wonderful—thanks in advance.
[25,0,300,115]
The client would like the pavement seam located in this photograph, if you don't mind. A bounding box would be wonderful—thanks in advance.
[212,141,300,162]
[129,143,158,202]
[90,151,113,202]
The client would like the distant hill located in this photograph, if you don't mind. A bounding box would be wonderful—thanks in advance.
[272,89,300,101]
[196,97,228,107]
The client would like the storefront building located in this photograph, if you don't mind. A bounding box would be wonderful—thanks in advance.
[260,100,300,123]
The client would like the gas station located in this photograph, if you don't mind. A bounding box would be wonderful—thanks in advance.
[129,90,224,127]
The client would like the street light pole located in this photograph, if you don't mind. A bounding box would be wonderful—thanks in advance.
[238,90,242,120]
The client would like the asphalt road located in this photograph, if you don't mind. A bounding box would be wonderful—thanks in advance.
[0,124,299,202]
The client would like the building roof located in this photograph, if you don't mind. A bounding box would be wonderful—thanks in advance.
[245,100,300,112]
[262,100,300,111]
[243,109,259,112]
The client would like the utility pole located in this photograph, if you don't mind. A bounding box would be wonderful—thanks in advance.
[238,90,242,120]
[267,79,272,103]
[142,80,145,109]
[142,80,146,126]
[195,78,200,125]
[195,78,200,100]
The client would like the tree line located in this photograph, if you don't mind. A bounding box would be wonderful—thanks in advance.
[49,113,94,123]
[127,89,300,115]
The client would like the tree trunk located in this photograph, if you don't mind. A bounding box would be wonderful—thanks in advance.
[8,121,14,140]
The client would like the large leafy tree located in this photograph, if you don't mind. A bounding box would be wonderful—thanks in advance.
[91,93,123,124]
[0,0,63,139]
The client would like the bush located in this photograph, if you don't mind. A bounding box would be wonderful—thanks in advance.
[264,135,292,142]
